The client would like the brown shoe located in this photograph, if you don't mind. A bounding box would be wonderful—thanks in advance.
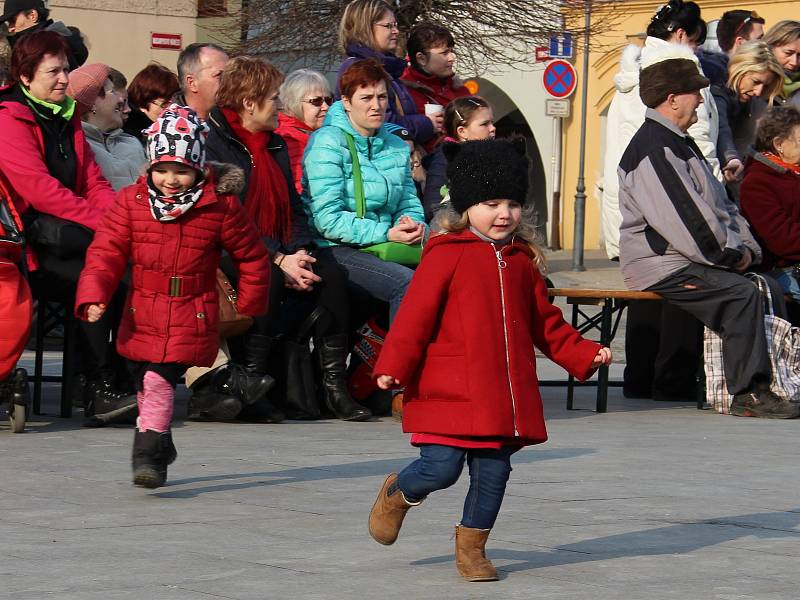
[391,393,404,421]
[455,524,499,582]
[368,473,419,545]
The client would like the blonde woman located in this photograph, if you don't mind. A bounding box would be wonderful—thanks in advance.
[764,20,800,109]
[335,0,440,144]
[712,40,784,185]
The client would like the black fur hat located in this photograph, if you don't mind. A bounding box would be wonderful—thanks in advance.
[443,137,530,215]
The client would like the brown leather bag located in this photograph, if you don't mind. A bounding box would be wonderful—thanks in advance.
[216,269,253,338]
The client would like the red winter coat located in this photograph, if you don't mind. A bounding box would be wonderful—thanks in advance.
[740,153,800,271]
[374,230,601,445]
[400,65,470,116]
[0,177,31,381]
[0,86,116,270]
[275,113,312,194]
[75,166,270,367]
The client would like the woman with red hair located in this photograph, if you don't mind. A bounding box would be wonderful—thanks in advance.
[0,31,133,422]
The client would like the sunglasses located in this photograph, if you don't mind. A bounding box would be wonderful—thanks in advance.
[734,11,762,37]
[303,96,334,107]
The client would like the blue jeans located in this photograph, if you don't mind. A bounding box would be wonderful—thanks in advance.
[321,246,414,323]
[396,444,515,530]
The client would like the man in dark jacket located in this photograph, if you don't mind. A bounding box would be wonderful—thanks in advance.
[1,0,88,69]
[618,57,799,419]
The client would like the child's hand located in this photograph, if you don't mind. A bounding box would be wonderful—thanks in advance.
[87,304,107,323]
[376,374,400,390]
[591,347,613,367]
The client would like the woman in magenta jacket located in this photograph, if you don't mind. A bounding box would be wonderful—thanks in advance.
[0,31,133,419]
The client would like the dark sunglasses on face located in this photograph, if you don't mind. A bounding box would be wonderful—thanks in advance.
[304,96,334,107]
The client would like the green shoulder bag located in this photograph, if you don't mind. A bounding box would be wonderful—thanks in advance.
[343,131,422,266]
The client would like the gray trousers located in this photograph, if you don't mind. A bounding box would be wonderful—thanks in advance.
[646,264,783,396]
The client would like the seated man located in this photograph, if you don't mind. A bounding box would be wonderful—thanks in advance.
[617,56,799,419]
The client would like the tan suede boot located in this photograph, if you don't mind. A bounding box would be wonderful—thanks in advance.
[368,473,420,545]
[391,393,404,421]
[454,524,499,582]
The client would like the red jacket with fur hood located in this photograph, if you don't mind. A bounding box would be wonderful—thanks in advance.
[75,165,270,367]
[374,230,601,445]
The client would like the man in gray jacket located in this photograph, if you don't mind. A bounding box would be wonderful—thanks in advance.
[618,57,799,419]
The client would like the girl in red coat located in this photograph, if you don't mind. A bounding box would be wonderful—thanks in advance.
[76,105,270,488]
[369,138,612,582]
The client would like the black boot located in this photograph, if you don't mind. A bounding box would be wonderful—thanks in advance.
[187,366,242,421]
[84,372,138,426]
[132,429,173,488]
[317,334,371,421]
[232,334,284,423]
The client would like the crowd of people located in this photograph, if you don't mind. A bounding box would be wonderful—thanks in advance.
[601,2,800,417]
[1,0,800,582]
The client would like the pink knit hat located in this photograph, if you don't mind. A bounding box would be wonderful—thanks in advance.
[67,63,111,109]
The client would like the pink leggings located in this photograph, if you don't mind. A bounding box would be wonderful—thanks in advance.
[127,362,185,433]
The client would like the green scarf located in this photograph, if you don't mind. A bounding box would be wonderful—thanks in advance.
[783,72,800,99]
[20,85,76,121]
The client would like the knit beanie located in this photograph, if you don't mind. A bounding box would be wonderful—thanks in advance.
[144,103,209,172]
[639,58,710,108]
[444,137,530,214]
[66,63,110,109]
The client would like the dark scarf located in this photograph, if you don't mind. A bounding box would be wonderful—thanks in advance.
[147,172,204,222]
[221,108,292,245]
[345,43,406,78]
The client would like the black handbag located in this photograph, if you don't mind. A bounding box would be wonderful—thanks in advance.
[24,212,93,258]
[279,306,327,420]
[0,194,24,248]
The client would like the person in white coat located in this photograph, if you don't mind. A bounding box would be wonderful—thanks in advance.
[601,0,720,262]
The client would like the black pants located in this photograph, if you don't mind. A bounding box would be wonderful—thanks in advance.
[623,299,702,397]
[646,264,778,396]
[127,361,185,391]
[33,247,126,381]
[248,252,350,338]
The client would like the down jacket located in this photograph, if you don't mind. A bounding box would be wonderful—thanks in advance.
[600,38,721,260]
[75,165,270,367]
[82,122,147,191]
[373,230,601,444]
[300,100,424,247]
[0,85,116,269]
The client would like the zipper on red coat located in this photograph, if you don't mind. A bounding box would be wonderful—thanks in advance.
[492,242,519,437]
[163,221,182,362]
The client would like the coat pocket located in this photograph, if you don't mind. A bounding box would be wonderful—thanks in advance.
[416,342,469,402]
[122,291,157,335]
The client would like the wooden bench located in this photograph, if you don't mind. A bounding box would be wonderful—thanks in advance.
[541,288,663,413]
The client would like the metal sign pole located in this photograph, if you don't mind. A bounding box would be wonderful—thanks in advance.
[571,1,591,272]
[549,116,562,250]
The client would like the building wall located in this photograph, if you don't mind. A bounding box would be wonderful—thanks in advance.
[560,0,796,251]
[49,0,240,80]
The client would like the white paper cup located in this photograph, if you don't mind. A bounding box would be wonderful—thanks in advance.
[424,103,444,116]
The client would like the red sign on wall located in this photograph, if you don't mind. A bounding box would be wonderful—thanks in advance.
[151,33,183,51]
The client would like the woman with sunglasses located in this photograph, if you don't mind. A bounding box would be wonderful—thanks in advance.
[336,0,441,145]
[276,69,334,194]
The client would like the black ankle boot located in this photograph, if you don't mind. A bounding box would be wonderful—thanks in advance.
[187,366,242,421]
[317,334,371,421]
[132,429,173,488]
[84,373,138,425]
[232,334,284,423]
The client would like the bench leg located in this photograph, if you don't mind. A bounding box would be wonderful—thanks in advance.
[596,301,614,413]
[33,300,45,415]
[60,311,76,418]
[566,303,579,410]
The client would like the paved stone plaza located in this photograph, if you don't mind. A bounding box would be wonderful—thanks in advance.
[2,251,797,599]
[2,360,798,599]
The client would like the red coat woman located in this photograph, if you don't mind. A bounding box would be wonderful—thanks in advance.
[374,229,601,445]
[75,166,271,368]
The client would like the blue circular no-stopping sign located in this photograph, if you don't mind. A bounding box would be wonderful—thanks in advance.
[543,59,577,99]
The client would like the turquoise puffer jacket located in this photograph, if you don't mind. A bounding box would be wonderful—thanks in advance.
[301,101,424,247]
